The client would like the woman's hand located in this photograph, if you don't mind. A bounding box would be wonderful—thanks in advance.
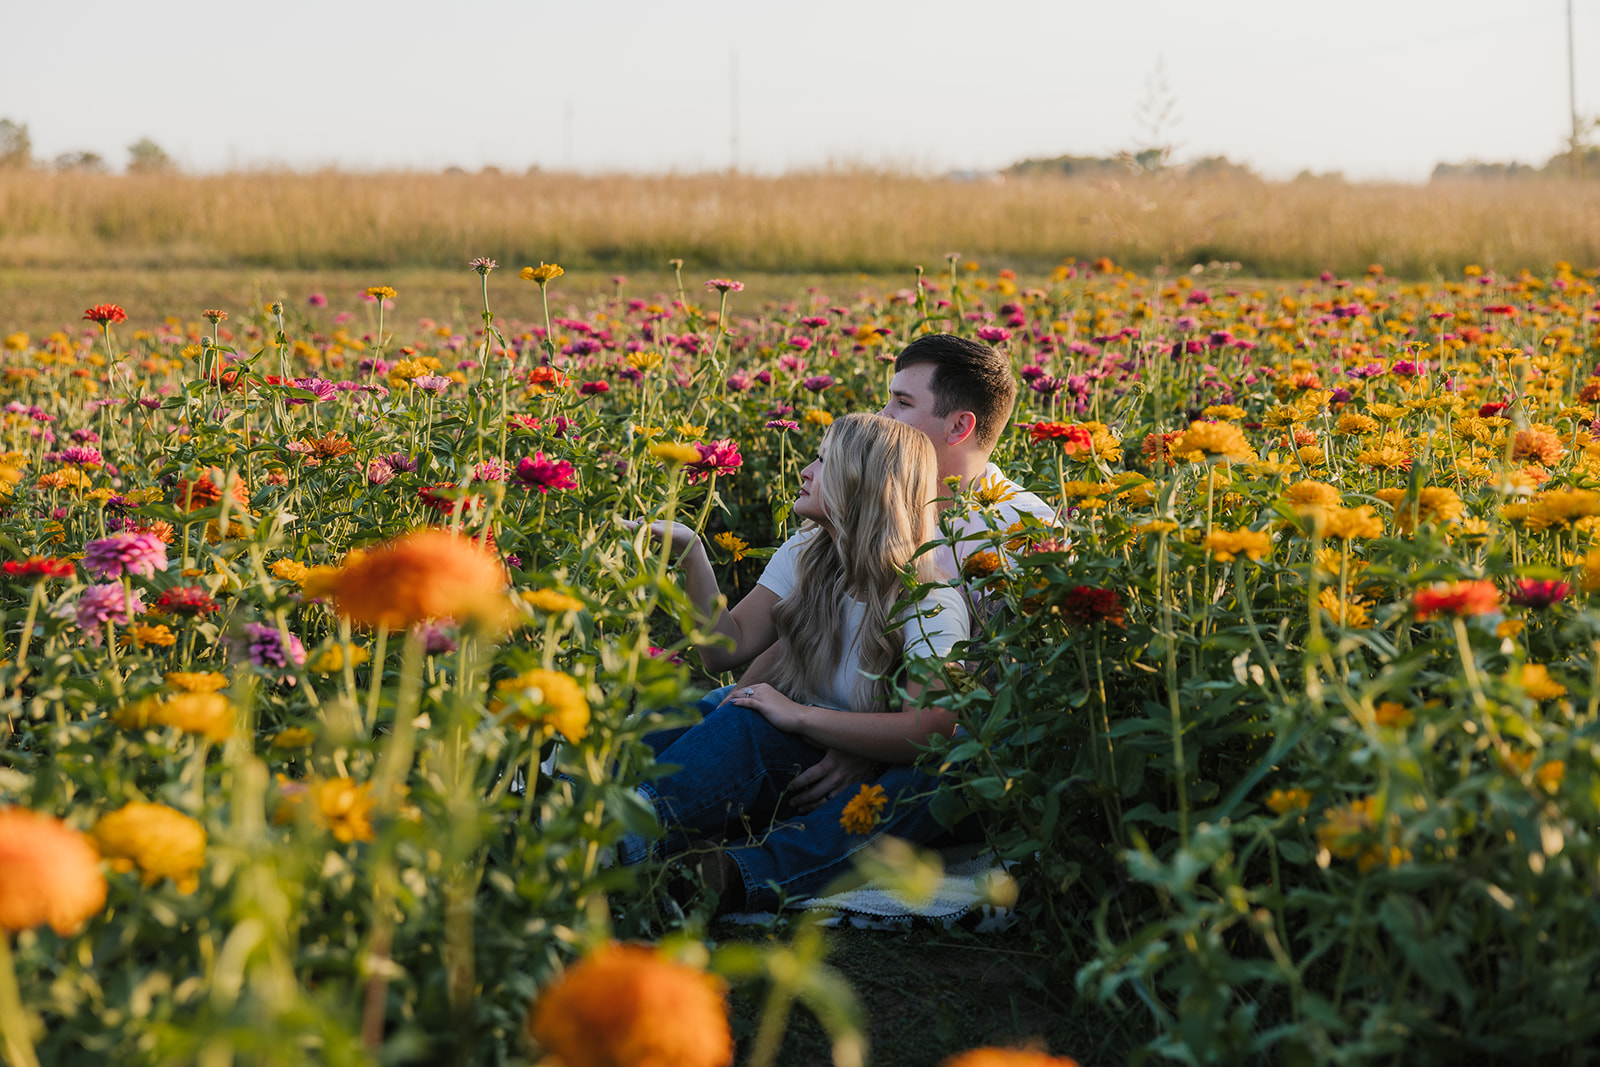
[620,519,701,556]
[728,683,810,734]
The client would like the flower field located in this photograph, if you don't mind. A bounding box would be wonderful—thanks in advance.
[3,255,1600,1065]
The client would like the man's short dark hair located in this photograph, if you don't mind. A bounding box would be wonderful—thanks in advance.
[894,333,1019,450]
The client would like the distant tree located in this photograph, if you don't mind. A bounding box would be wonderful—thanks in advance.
[127,137,174,174]
[54,151,107,172]
[0,118,30,169]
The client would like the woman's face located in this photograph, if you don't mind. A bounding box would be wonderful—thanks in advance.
[793,441,830,525]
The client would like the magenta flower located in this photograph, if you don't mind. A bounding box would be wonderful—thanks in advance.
[976,326,1012,344]
[367,459,396,485]
[725,373,753,392]
[307,292,328,307]
[75,583,145,642]
[473,458,511,483]
[579,380,610,396]
[766,419,800,432]
[1509,579,1570,611]
[413,375,453,393]
[514,452,578,493]
[83,532,168,580]
[801,375,834,393]
[686,439,742,484]
[60,446,103,466]
[705,279,745,294]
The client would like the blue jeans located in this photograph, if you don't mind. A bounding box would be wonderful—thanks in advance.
[631,687,967,911]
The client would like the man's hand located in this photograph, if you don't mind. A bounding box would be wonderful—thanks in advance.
[787,749,879,813]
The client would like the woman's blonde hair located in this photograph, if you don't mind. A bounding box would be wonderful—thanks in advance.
[767,413,942,713]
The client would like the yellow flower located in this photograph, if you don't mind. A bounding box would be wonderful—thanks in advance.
[1172,421,1253,463]
[1321,505,1384,541]
[1318,588,1371,627]
[1536,760,1566,793]
[650,441,701,466]
[840,783,889,834]
[523,588,585,614]
[2,332,27,351]
[494,669,590,742]
[364,286,397,300]
[962,550,1004,580]
[1201,404,1246,421]
[275,776,377,843]
[388,358,432,382]
[92,802,206,894]
[1512,427,1565,466]
[271,727,316,748]
[712,533,749,562]
[1285,480,1341,511]
[299,564,344,600]
[1520,663,1567,701]
[1135,520,1180,537]
[153,692,235,742]
[674,421,707,437]
[803,408,834,427]
[120,623,177,648]
[310,643,369,673]
[1334,413,1379,436]
[520,262,565,285]
[1355,445,1411,470]
[1316,796,1376,860]
[1201,529,1273,562]
[1264,788,1312,815]
[527,943,732,1067]
[627,350,664,372]
[1373,701,1413,728]
[271,559,310,585]
[631,423,664,438]
[165,671,228,693]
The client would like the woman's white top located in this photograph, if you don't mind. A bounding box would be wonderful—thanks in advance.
[756,528,969,712]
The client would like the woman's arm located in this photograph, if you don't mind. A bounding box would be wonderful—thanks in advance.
[728,680,956,765]
[629,521,780,671]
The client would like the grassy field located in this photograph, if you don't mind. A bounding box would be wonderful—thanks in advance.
[2,168,1598,282]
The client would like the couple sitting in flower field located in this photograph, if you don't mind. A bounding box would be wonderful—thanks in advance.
[624,333,1053,913]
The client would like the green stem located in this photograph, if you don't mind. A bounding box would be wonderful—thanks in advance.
[0,934,41,1067]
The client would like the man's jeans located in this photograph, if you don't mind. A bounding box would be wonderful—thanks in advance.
[624,686,968,911]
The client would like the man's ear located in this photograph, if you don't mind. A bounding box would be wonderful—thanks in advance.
[946,411,977,446]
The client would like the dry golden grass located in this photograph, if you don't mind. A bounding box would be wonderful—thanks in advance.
[1,168,1598,278]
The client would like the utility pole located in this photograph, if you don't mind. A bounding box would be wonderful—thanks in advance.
[730,50,740,173]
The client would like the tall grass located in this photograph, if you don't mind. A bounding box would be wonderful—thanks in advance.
[2,168,1598,277]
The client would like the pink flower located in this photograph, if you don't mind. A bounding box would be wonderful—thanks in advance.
[514,452,578,493]
[1509,579,1570,611]
[76,583,145,641]
[83,533,168,580]
[801,375,834,393]
[686,439,742,484]
[705,279,745,293]
[367,459,396,485]
[307,293,328,307]
[976,326,1012,344]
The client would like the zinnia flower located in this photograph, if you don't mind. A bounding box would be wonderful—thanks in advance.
[1509,579,1570,610]
[274,776,377,843]
[1172,421,1253,463]
[331,528,512,632]
[521,263,565,285]
[1413,579,1501,620]
[705,278,744,293]
[942,1050,1082,1067]
[0,808,107,934]
[514,452,578,493]
[92,802,206,893]
[839,784,888,835]
[492,669,590,741]
[83,532,168,580]
[3,557,73,582]
[83,304,128,325]
[237,622,308,673]
[75,583,145,642]
[527,943,733,1067]
[1029,422,1094,453]
[1058,586,1126,628]
[1201,529,1273,562]
[685,439,742,484]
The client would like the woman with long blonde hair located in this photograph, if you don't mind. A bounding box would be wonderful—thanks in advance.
[623,413,969,912]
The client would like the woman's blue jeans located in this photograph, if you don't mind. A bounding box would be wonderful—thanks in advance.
[625,686,969,911]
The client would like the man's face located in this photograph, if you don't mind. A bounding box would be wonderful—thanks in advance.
[877,363,953,446]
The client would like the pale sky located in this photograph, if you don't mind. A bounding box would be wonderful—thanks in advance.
[6,0,1596,182]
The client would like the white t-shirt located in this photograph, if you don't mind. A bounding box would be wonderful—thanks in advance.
[757,528,969,712]
[931,463,1057,579]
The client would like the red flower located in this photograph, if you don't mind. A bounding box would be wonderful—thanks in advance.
[513,452,578,493]
[1508,579,1570,611]
[686,439,742,484]
[1058,585,1125,628]
[3,557,74,582]
[1478,401,1509,418]
[579,380,610,396]
[1413,579,1501,620]
[1030,422,1094,454]
[153,586,220,617]
[83,304,128,326]
[418,484,485,516]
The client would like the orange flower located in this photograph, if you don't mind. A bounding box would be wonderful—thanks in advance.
[0,808,107,934]
[1412,579,1501,620]
[840,783,889,834]
[331,528,512,631]
[943,1051,1082,1067]
[527,943,733,1067]
[174,467,248,511]
[1028,422,1093,453]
